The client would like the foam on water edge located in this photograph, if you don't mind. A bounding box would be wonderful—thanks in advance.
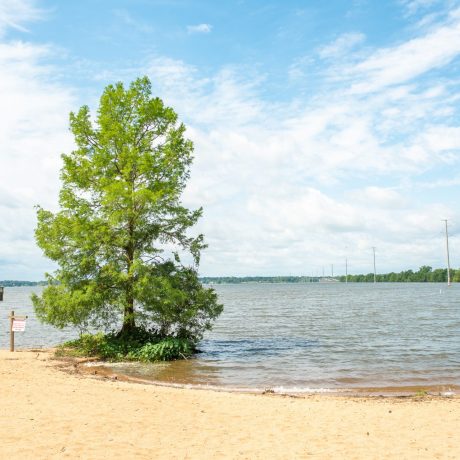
[82,361,459,397]
[83,362,363,395]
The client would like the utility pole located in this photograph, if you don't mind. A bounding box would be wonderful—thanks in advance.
[331,264,334,277]
[372,247,377,283]
[442,219,451,286]
[345,258,348,283]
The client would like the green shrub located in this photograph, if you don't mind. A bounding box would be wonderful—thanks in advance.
[57,329,194,362]
[134,338,193,362]
[58,332,107,357]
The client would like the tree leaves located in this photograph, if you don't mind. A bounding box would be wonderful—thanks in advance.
[33,76,223,340]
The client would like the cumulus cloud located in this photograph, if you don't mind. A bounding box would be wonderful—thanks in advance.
[2,1,460,278]
[139,41,460,275]
[0,39,75,279]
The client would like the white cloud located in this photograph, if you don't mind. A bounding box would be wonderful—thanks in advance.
[2,2,460,278]
[318,32,365,59]
[187,23,212,34]
[0,0,42,36]
[400,0,443,15]
[137,48,460,275]
[420,126,460,153]
[146,58,265,127]
[348,8,460,93]
[113,9,153,33]
[0,40,75,279]
[289,32,366,82]
[2,41,456,277]
[348,187,408,209]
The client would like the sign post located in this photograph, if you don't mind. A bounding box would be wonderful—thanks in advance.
[9,311,27,352]
[9,310,14,352]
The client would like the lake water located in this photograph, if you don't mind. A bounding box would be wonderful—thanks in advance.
[1,283,459,394]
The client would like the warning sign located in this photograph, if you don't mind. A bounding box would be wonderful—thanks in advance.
[12,319,26,332]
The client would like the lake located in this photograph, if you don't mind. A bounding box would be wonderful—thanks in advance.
[1,283,459,394]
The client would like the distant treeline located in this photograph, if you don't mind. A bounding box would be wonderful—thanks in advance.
[339,266,459,283]
[0,280,46,287]
[200,276,317,284]
[2,268,457,286]
[201,266,458,284]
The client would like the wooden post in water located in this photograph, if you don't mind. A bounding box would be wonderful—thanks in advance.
[10,310,14,352]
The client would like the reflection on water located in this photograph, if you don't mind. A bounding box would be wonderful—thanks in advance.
[2,283,460,392]
[105,360,225,386]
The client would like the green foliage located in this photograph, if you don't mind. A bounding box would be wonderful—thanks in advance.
[136,261,222,341]
[33,76,223,352]
[134,338,193,362]
[339,266,458,283]
[58,330,194,362]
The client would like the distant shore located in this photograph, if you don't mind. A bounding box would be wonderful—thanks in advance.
[0,280,47,287]
[1,350,459,459]
[2,269,458,287]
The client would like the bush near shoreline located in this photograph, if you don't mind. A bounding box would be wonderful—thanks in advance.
[56,328,195,362]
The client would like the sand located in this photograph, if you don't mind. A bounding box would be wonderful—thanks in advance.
[0,350,459,459]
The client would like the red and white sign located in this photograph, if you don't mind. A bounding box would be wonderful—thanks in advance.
[12,319,26,332]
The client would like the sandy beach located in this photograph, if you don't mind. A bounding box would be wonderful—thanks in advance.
[0,350,459,459]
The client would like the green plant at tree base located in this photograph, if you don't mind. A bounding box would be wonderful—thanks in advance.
[33,77,223,360]
[57,330,195,362]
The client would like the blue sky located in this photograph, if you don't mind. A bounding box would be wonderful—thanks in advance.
[1,0,460,279]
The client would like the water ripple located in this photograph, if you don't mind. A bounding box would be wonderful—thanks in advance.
[2,283,460,390]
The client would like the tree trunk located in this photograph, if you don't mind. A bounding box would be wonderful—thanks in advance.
[120,184,136,335]
[121,294,135,334]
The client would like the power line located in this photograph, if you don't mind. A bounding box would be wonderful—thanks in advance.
[442,219,451,287]
[372,247,376,284]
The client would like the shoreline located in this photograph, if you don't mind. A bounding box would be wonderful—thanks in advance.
[79,359,459,399]
[81,361,460,398]
[1,349,460,458]
[11,347,460,398]
[26,348,460,399]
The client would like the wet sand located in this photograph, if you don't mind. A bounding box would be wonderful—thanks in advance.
[90,360,460,397]
[1,350,459,459]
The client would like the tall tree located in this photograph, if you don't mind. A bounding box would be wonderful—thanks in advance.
[33,77,222,341]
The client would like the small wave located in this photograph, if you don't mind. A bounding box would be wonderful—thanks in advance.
[270,386,341,394]
[81,362,341,394]
[118,379,341,396]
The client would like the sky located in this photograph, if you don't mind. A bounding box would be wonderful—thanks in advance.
[1,0,460,280]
